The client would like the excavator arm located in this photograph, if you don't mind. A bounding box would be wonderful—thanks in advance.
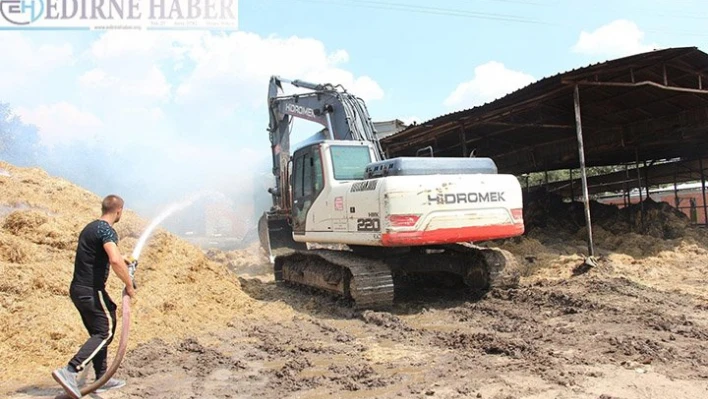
[267,76,384,212]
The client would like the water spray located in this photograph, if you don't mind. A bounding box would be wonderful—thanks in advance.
[124,192,210,288]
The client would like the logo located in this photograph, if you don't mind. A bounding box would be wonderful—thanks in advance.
[0,0,238,30]
[334,196,343,211]
[1,0,44,25]
[428,192,506,205]
[285,103,315,118]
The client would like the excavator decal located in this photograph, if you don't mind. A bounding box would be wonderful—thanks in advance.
[428,191,507,205]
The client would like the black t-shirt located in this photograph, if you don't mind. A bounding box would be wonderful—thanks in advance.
[72,219,119,289]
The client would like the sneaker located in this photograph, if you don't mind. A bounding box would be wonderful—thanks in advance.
[52,366,81,399]
[95,378,126,393]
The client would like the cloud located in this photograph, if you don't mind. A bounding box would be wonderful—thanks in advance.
[79,65,171,102]
[14,102,103,146]
[444,61,535,110]
[172,32,384,106]
[0,32,74,99]
[84,31,384,109]
[0,32,74,71]
[572,19,659,58]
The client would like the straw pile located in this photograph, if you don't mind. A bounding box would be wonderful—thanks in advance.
[488,189,708,299]
[523,190,691,240]
[0,161,255,393]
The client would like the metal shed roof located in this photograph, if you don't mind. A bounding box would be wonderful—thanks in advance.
[380,47,708,176]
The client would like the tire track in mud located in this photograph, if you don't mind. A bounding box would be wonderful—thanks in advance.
[355,275,708,393]
[112,273,708,399]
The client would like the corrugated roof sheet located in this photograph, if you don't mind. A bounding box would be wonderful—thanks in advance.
[380,47,708,177]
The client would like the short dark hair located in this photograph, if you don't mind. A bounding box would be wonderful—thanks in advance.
[102,195,124,214]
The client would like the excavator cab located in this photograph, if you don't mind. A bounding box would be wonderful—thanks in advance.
[259,140,378,261]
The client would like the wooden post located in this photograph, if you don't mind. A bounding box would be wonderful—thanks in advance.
[573,85,595,257]
[624,164,630,210]
[569,168,574,201]
[644,160,650,201]
[701,158,708,225]
[674,162,679,209]
[544,169,549,188]
[459,125,467,157]
[636,150,644,230]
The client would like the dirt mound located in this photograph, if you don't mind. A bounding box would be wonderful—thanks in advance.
[0,161,256,394]
[483,190,708,299]
[524,190,691,240]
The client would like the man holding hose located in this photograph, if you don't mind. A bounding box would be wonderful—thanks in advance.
[52,194,136,399]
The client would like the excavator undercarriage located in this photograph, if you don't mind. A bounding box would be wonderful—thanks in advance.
[259,214,521,309]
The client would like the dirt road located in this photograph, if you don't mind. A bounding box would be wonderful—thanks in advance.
[10,255,708,399]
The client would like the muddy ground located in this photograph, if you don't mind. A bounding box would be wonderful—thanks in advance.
[9,253,708,399]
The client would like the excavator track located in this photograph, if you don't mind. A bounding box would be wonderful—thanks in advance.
[440,243,521,290]
[274,249,395,309]
[271,244,519,309]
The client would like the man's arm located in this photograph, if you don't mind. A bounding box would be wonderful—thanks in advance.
[104,241,136,297]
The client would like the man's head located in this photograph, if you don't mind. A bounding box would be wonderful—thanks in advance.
[101,195,125,224]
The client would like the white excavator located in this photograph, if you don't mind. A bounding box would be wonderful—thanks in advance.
[258,76,525,308]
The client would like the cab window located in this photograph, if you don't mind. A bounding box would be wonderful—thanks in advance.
[293,146,325,198]
[330,145,371,180]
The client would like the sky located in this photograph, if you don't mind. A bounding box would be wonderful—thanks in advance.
[1,0,707,234]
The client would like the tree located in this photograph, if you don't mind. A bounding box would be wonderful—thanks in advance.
[0,102,45,166]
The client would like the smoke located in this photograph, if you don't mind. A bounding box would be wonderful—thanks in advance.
[0,102,45,167]
[0,31,386,250]
[0,102,275,247]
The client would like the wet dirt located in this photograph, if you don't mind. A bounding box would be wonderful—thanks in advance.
[11,256,708,399]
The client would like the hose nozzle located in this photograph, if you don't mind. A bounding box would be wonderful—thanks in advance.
[126,256,138,289]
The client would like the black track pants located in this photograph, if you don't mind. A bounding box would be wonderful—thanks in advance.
[68,284,117,379]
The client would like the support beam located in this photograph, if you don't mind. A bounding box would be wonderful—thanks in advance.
[565,79,708,95]
[476,121,573,129]
[569,169,574,200]
[544,169,549,187]
[701,158,708,225]
[573,85,595,258]
[674,162,679,209]
[636,148,644,229]
[459,124,468,157]
[644,160,650,200]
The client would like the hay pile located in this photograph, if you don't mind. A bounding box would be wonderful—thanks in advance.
[523,190,691,240]
[0,161,256,393]
[489,189,708,299]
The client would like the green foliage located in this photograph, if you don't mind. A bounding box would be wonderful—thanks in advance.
[0,102,44,166]
[519,165,628,188]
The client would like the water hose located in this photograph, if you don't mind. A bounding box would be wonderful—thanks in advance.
[56,260,137,399]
